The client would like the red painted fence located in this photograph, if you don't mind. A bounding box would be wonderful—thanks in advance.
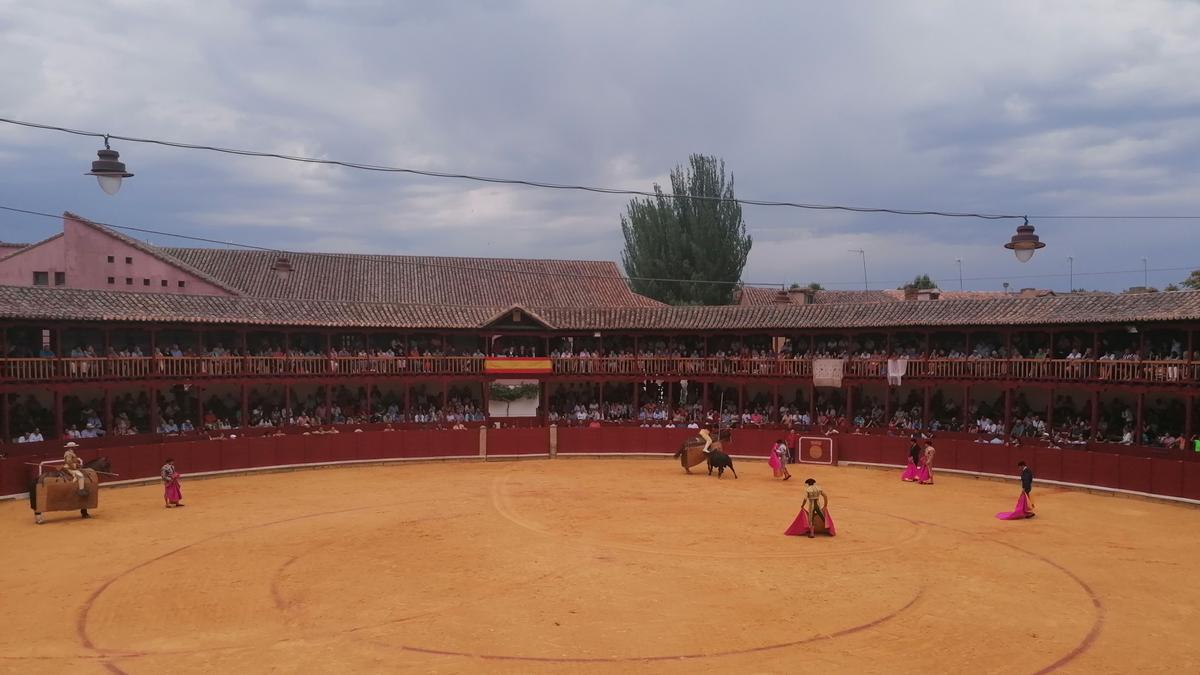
[3,427,1198,503]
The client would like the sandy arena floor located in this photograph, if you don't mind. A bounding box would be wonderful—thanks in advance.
[2,457,1199,674]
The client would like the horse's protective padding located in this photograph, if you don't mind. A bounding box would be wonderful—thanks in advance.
[679,438,723,469]
[35,470,99,512]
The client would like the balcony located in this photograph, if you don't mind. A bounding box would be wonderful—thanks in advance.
[1,355,1196,387]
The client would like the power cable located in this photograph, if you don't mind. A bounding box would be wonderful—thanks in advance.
[0,116,1030,221]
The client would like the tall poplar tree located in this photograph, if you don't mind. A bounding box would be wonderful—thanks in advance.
[620,154,752,305]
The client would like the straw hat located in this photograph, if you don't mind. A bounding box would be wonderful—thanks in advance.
[64,441,79,448]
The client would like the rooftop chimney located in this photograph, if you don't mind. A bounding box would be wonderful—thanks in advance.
[773,289,792,305]
[903,285,918,301]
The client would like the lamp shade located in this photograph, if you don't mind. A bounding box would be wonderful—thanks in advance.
[85,148,133,195]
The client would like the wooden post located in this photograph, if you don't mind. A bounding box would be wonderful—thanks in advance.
[1090,390,1100,440]
[404,384,411,420]
[923,331,931,356]
[808,381,816,423]
[772,384,780,423]
[103,387,113,433]
[482,380,490,419]
[922,385,931,429]
[702,382,710,412]
[737,384,744,415]
[846,385,854,422]
[1003,387,1012,435]
[148,386,159,434]
[240,383,249,429]
[1185,395,1194,442]
[1046,387,1055,432]
[54,388,63,440]
[1135,392,1144,445]
[1092,330,1100,358]
[196,389,204,428]
[1,388,9,443]
[961,385,970,428]
[364,381,372,421]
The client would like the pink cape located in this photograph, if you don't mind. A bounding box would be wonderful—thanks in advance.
[768,452,781,476]
[901,460,919,482]
[784,507,837,536]
[995,491,1034,520]
[164,474,183,503]
[916,463,933,484]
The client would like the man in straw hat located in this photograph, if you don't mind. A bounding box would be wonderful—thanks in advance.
[62,442,89,496]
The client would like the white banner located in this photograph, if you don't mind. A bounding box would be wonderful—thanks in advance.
[887,358,909,386]
[813,358,845,388]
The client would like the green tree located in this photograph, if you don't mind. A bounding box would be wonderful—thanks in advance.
[899,274,936,290]
[788,282,824,291]
[1181,269,1200,290]
[620,155,752,305]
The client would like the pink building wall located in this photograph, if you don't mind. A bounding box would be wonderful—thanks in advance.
[0,215,232,296]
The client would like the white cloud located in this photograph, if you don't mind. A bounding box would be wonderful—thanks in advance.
[0,0,1198,291]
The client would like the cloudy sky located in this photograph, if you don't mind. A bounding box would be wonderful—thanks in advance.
[1,0,1198,293]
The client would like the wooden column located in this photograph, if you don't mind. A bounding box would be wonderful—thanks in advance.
[702,382,710,412]
[845,385,854,421]
[1185,395,1193,442]
[364,381,372,421]
[1046,387,1055,432]
[1135,392,1144,444]
[404,385,411,420]
[103,387,113,433]
[284,384,292,415]
[808,382,816,423]
[481,381,490,419]
[961,385,970,428]
[196,390,204,428]
[1003,387,1012,435]
[148,386,159,433]
[1092,330,1100,358]
[632,380,640,416]
[922,385,931,429]
[240,383,249,429]
[923,331,931,356]
[54,388,63,440]
[772,384,780,423]
[884,386,893,424]
[2,389,10,443]
[1090,390,1100,440]
[737,384,744,414]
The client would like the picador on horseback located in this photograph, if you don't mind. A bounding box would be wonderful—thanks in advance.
[28,442,112,524]
[673,426,737,477]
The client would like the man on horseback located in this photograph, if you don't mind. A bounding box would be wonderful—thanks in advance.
[62,442,89,497]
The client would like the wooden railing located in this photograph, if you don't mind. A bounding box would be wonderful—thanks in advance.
[1,356,1195,385]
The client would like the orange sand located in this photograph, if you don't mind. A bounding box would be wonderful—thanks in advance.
[2,458,1199,674]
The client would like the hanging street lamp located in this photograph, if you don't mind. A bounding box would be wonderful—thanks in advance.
[1004,217,1045,263]
[85,135,133,195]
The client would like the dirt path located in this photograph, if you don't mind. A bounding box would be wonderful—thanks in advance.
[2,458,1197,674]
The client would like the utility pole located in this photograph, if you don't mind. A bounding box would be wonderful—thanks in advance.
[1068,256,1074,293]
[955,258,963,290]
[1141,257,1149,288]
[849,249,868,290]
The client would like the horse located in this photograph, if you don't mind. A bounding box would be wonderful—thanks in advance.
[28,456,110,524]
[672,429,732,473]
[706,449,737,479]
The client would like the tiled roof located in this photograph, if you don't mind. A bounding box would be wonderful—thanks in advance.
[737,286,901,305]
[4,285,1200,331]
[0,242,27,249]
[63,213,244,295]
[158,246,662,308]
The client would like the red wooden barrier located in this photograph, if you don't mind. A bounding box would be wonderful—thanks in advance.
[1091,452,1120,489]
[489,427,548,456]
[1118,455,1153,494]
[1182,462,1200,501]
[6,429,1200,503]
[1150,459,1183,498]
